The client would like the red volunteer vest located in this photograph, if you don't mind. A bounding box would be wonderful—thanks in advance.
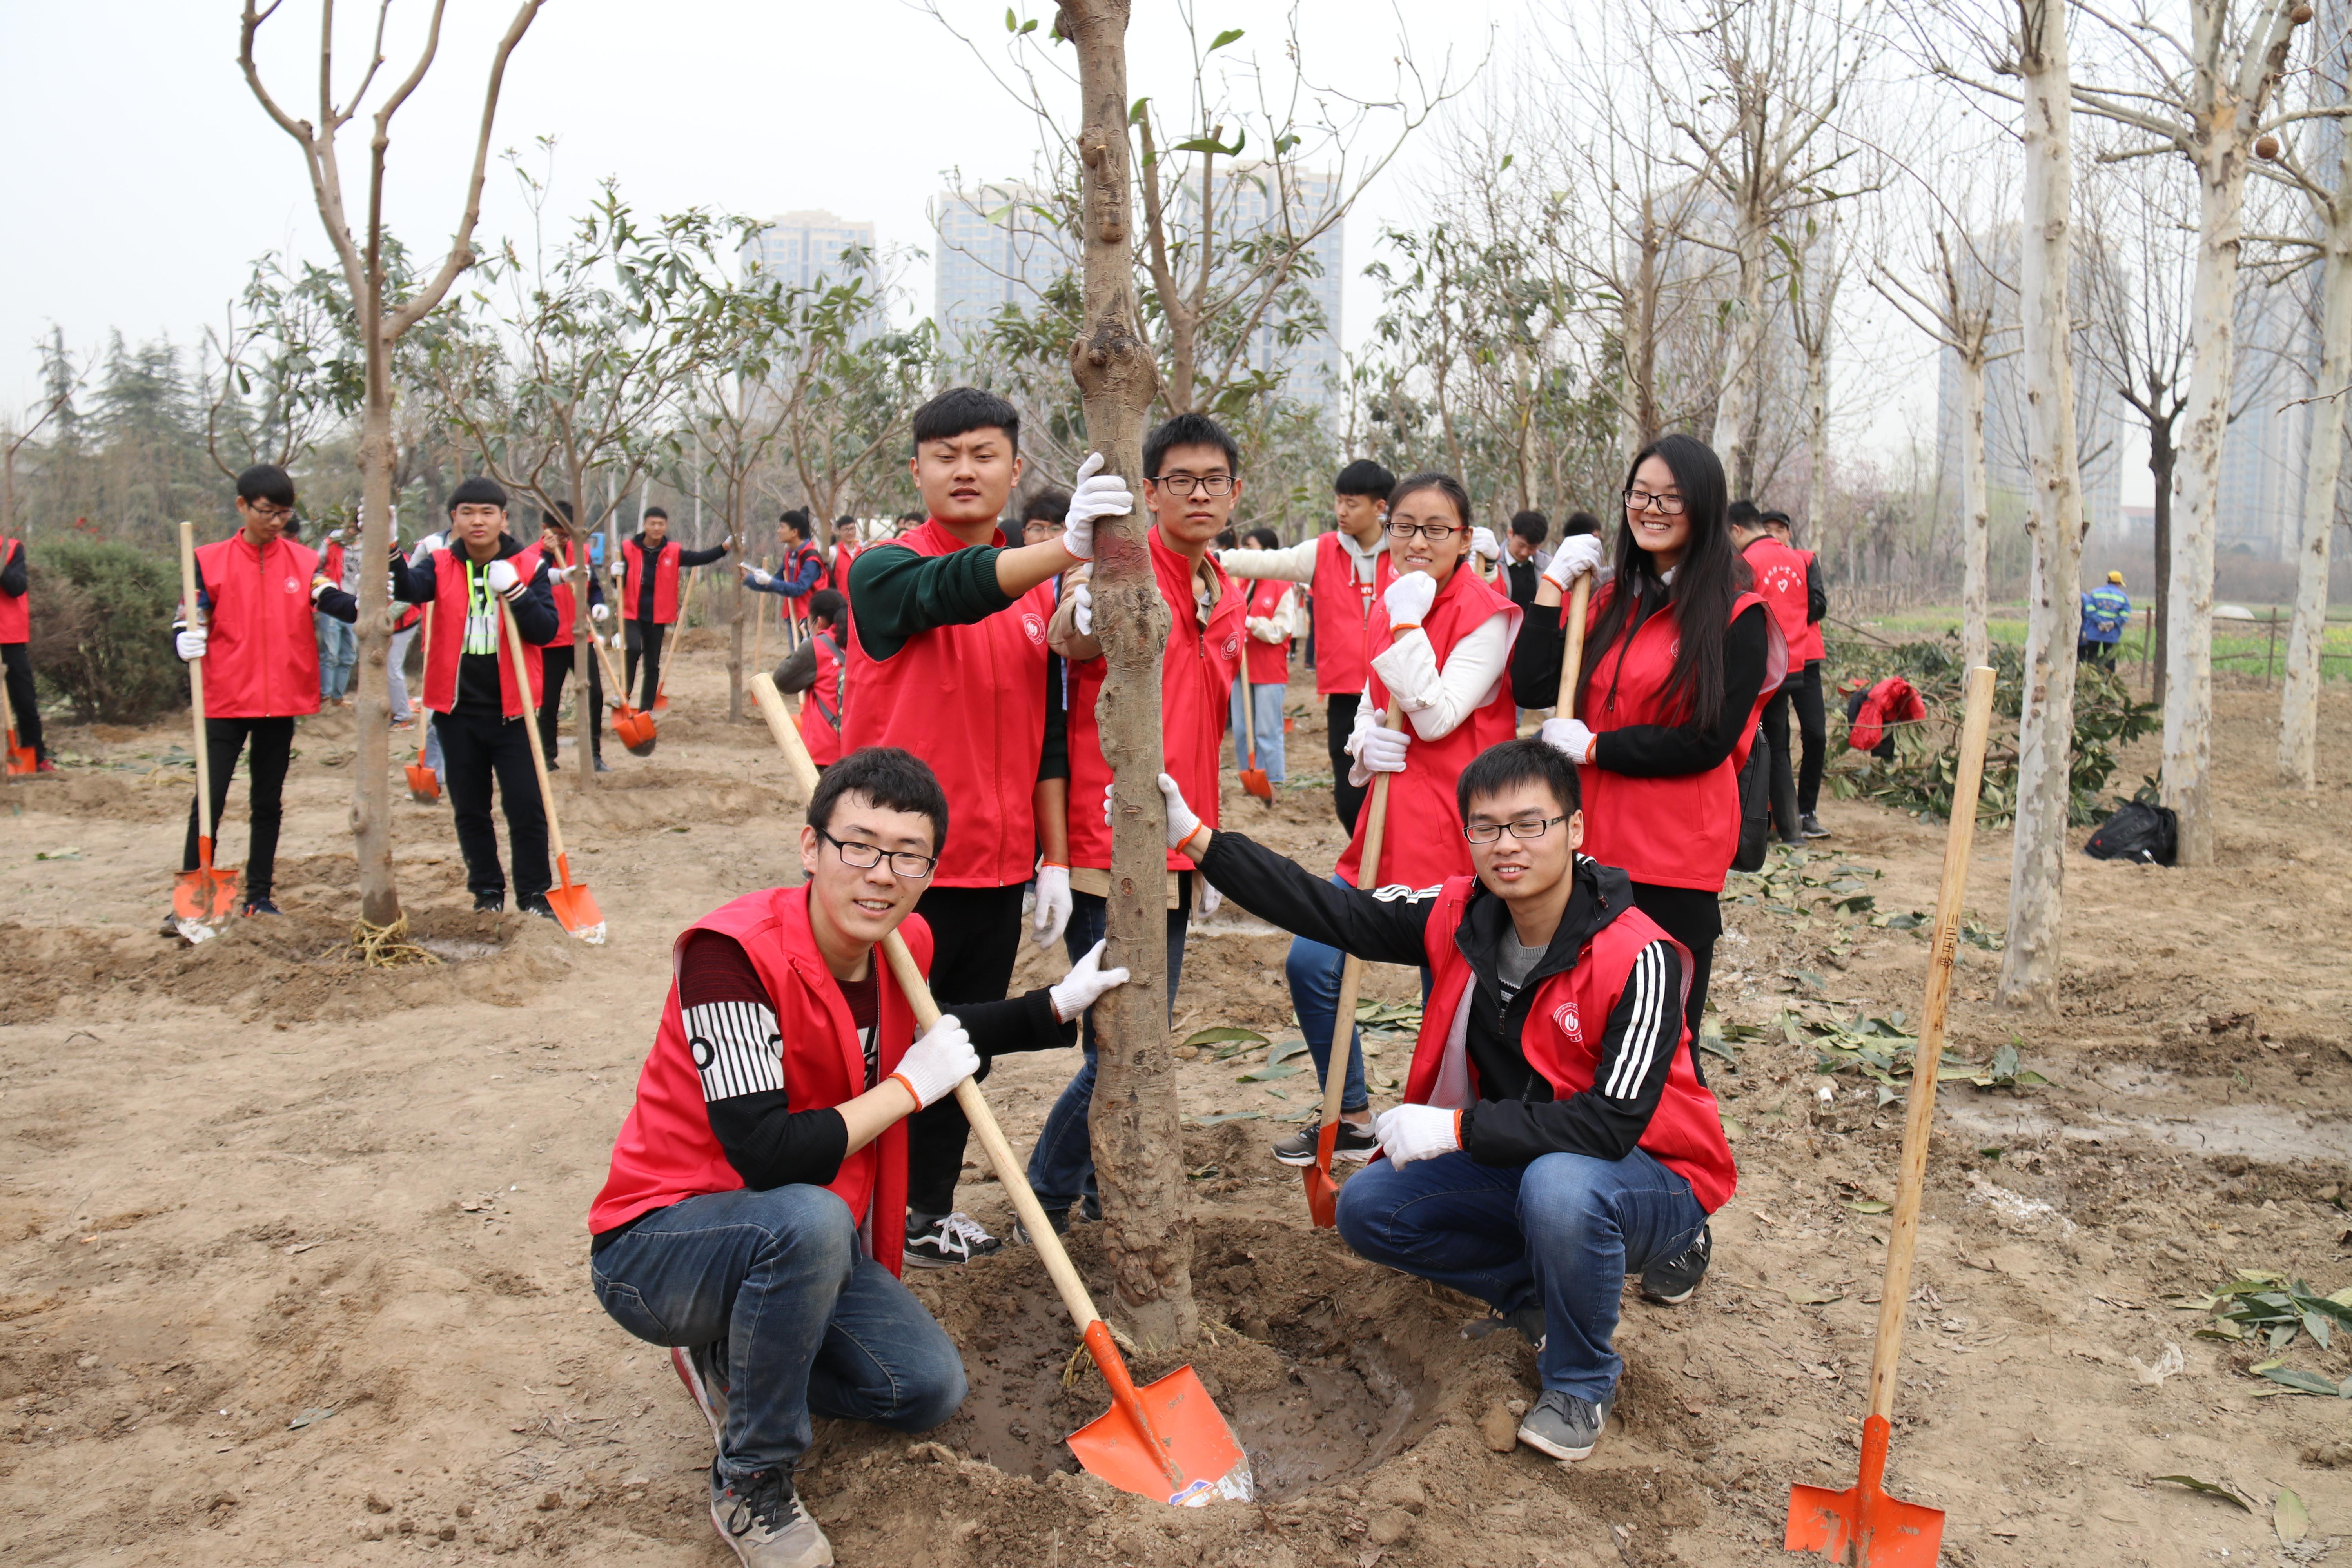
[1405,875,1736,1212]
[798,631,846,766]
[1307,530,1395,697]
[785,543,823,626]
[588,886,930,1276]
[1242,577,1292,685]
[419,546,548,720]
[191,532,325,720]
[842,519,1054,887]
[1741,537,1811,674]
[539,537,586,644]
[1335,565,1520,891]
[0,539,26,642]
[1793,548,1825,663]
[1065,530,1245,873]
[1572,584,1780,892]
[829,542,862,597]
[621,538,681,624]
[320,539,346,589]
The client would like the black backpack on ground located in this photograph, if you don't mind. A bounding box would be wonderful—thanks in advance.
[1732,719,1772,873]
[2084,800,2177,866]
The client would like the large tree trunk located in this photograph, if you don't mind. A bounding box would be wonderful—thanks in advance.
[1997,0,2085,1012]
[2150,433,2174,706]
[1960,350,1993,670]
[1060,0,1196,1353]
[2279,201,2352,786]
[349,323,400,928]
[1716,207,1772,498]
[2162,152,2251,866]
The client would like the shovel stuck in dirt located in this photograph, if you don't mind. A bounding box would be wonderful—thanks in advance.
[1236,682,1274,804]
[590,635,657,756]
[0,658,36,778]
[748,673,1255,1507]
[502,600,604,943]
[1784,664,1996,1568]
[1302,692,1404,1229]
[406,606,442,804]
[172,521,240,939]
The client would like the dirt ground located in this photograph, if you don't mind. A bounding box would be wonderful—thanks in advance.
[3,652,2349,1568]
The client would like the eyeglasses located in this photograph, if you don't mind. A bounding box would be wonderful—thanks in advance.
[1624,489,1686,516]
[1461,815,1568,844]
[815,827,937,880]
[243,501,293,522]
[1150,473,1235,497]
[1386,519,1463,541]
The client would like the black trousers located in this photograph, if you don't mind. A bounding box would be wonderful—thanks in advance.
[1762,687,1802,842]
[1325,692,1367,834]
[2,642,42,757]
[1630,881,1720,1083]
[903,881,1026,1219]
[434,710,550,900]
[537,644,603,763]
[181,716,295,901]
[1790,660,1826,814]
[623,619,668,711]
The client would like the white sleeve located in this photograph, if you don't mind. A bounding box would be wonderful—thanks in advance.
[1370,608,1515,741]
[1219,538,1319,584]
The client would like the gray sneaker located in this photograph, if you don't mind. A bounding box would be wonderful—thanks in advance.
[1516,1390,1612,1461]
[711,1464,832,1568]
[672,1341,728,1445]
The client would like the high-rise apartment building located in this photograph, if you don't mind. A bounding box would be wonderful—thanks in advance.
[740,210,877,294]
[931,183,1077,368]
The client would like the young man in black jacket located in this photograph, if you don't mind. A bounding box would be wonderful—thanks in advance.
[1151,738,1733,1463]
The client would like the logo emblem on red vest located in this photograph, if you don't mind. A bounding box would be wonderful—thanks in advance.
[1221,633,1240,661]
[1022,611,1046,646]
[286,576,301,594]
[1552,1001,1584,1043]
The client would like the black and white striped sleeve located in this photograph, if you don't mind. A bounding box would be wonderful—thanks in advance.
[1460,939,1686,1167]
[678,929,850,1191]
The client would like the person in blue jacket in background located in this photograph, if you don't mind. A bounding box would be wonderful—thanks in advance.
[742,508,827,649]
[2079,571,2131,666]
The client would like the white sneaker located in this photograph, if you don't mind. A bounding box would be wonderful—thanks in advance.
[710,1464,831,1568]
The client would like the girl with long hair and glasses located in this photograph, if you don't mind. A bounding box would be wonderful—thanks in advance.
[1510,434,1784,1066]
[1270,472,1519,1169]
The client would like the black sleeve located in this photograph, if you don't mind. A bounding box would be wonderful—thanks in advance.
[315,587,360,624]
[1460,939,1684,1165]
[508,555,562,646]
[1590,603,1768,777]
[952,987,1077,1058]
[849,542,1019,661]
[1509,598,1568,710]
[773,637,818,694]
[1037,650,1069,782]
[1194,829,1433,968]
[677,544,730,567]
[0,541,26,598]
[680,931,851,1191]
[587,570,605,610]
[391,550,435,606]
[1806,558,1827,625]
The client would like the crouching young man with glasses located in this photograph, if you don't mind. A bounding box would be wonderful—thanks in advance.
[1144,737,1732,1464]
[586,747,1129,1568]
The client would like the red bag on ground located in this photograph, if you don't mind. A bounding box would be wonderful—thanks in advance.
[1847,677,1925,754]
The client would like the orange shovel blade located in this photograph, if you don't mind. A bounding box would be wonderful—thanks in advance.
[4,731,34,777]
[1785,1418,1943,1567]
[545,854,604,940]
[1240,767,1273,802]
[1064,1328,1252,1508]
[173,838,240,922]
[1301,1121,1341,1228]
[614,706,657,757]
[406,762,441,804]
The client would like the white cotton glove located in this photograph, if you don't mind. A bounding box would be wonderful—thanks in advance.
[1246,615,1284,644]
[1382,570,1437,628]
[608,631,625,649]
[410,533,444,558]
[890,1014,978,1111]
[1049,938,1131,1023]
[1062,452,1132,561]
[1374,1103,1462,1165]
[1543,534,1606,590]
[547,562,577,584]
[1348,721,1410,781]
[1071,579,1095,637]
[1032,863,1072,948]
[1156,771,1202,851]
[1197,881,1223,918]
[1469,525,1501,563]
[485,557,525,601]
[744,566,775,588]
[589,603,610,624]
[1540,717,1598,764]
[175,626,208,662]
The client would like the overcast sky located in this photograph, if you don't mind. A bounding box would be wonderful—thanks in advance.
[0,1,2001,498]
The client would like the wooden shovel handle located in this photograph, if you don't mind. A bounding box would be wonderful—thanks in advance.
[500,595,569,866]
[1312,693,1405,1133]
[178,521,214,845]
[748,673,1108,1336]
[1867,664,1996,1423]
[590,626,631,704]
[414,606,436,766]
[1552,572,1593,715]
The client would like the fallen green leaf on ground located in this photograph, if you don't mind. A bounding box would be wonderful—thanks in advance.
[1238,1062,1302,1083]
[2274,1488,2309,1543]
[1967,1042,2050,1090]
[2153,1475,2254,1512]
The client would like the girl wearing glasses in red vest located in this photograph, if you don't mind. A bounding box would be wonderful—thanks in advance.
[1510,434,1784,1064]
[1271,472,1517,1168]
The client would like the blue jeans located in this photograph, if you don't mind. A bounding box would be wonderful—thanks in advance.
[1229,679,1287,784]
[590,1185,965,1479]
[1336,1147,1707,1402]
[1286,879,1432,1116]
[316,612,356,700]
[1027,883,1190,1210]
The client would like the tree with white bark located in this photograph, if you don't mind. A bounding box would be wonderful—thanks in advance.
[238,0,543,930]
